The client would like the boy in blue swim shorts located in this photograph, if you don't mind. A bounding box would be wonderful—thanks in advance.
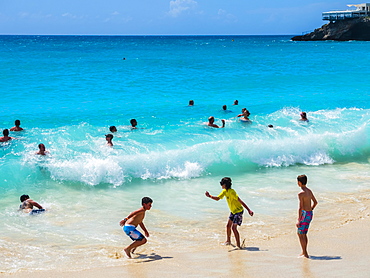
[19,194,45,215]
[205,177,254,249]
[119,197,153,258]
[296,175,318,258]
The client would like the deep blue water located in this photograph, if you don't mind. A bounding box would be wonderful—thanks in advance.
[1,35,369,188]
[0,35,369,273]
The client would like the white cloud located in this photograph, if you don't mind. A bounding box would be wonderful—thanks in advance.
[19,12,30,18]
[103,15,133,23]
[168,0,198,17]
[121,16,133,23]
[217,9,237,23]
[62,13,77,19]
[18,12,53,19]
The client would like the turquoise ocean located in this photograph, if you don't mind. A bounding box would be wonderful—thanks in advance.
[1,35,369,272]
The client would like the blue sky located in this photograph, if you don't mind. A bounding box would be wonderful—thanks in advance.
[0,0,354,35]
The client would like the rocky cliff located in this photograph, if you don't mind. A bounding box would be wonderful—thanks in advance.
[292,17,370,41]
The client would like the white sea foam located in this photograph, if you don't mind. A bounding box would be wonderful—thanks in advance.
[12,109,369,186]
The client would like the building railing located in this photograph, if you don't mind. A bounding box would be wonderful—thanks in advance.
[322,11,369,21]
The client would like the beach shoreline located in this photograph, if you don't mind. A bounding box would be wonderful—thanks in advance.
[1,35,370,278]
[3,194,369,278]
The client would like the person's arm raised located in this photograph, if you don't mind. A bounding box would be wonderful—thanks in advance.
[205,191,220,201]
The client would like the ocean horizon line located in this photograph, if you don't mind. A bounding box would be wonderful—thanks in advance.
[0,33,297,37]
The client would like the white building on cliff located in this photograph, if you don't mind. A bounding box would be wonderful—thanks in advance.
[322,3,370,21]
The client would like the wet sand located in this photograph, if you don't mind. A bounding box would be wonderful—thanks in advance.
[3,191,369,278]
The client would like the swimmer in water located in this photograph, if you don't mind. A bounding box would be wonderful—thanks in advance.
[300,112,309,122]
[208,116,225,128]
[10,120,24,131]
[0,129,15,142]
[130,119,138,129]
[36,143,49,155]
[236,108,247,117]
[109,126,117,133]
[233,100,238,105]
[222,105,232,113]
[239,109,251,122]
[19,194,45,214]
[106,134,114,146]
[188,100,194,106]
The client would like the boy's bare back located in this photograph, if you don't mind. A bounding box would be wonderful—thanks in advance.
[126,208,146,226]
[298,187,316,211]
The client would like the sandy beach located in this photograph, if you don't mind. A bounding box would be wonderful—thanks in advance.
[3,189,369,278]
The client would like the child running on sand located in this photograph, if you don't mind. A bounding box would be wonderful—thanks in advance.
[205,177,253,249]
[119,197,153,258]
[296,174,318,258]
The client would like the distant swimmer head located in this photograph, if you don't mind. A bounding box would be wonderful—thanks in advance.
[109,126,117,133]
[300,112,308,121]
[20,194,30,202]
[15,120,21,127]
[233,100,238,105]
[3,129,9,136]
[222,105,227,110]
[105,134,114,140]
[189,100,194,106]
[268,125,274,128]
[38,143,46,151]
[130,119,137,127]
[208,116,215,123]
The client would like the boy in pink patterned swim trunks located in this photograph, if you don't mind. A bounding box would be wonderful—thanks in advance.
[296,175,318,258]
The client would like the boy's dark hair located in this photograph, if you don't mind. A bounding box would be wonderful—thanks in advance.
[15,120,21,126]
[105,134,114,139]
[3,129,9,136]
[130,119,137,126]
[20,194,29,202]
[297,175,307,185]
[221,177,232,190]
[142,197,153,205]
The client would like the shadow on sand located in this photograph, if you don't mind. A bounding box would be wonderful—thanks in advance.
[309,255,342,261]
[134,252,173,263]
[228,239,266,252]
[228,246,266,253]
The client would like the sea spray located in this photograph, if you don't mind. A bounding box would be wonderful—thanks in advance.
[0,108,365,187]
